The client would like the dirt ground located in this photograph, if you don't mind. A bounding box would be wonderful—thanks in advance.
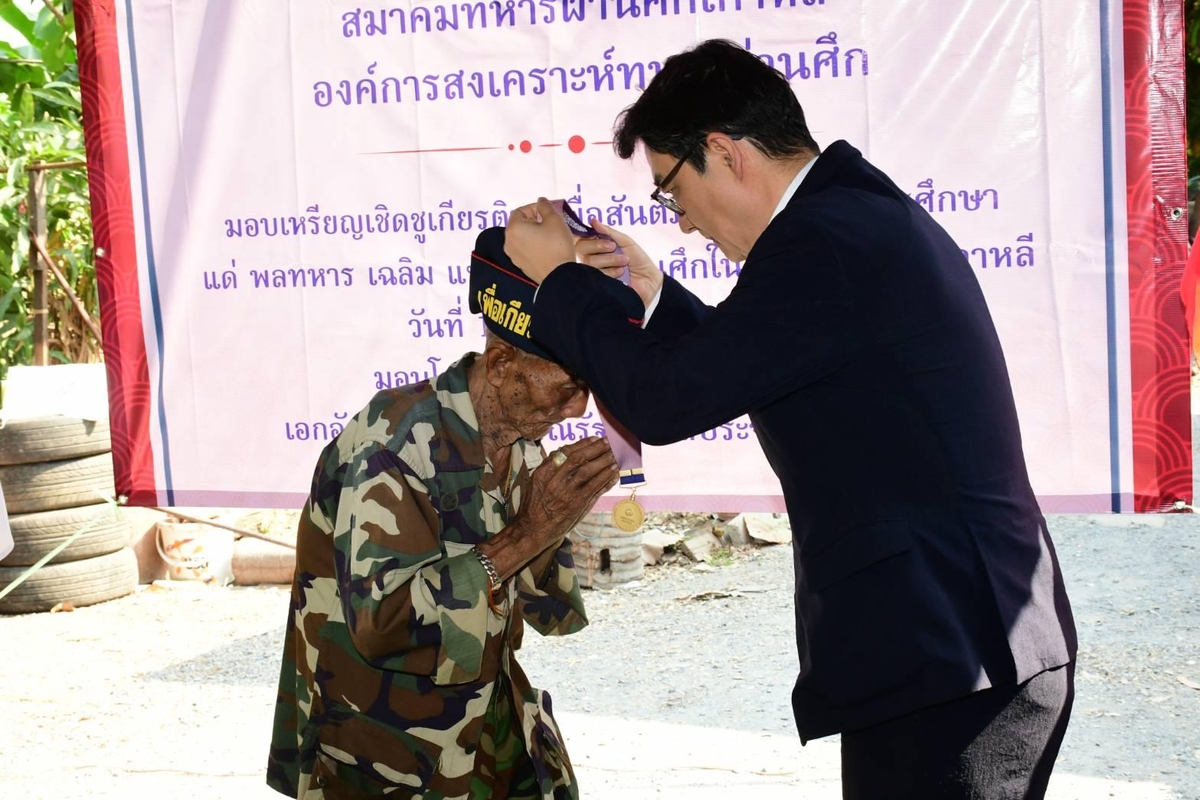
[1,512,1196,799]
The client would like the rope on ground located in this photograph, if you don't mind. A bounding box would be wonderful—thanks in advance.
[0,492,125,601]
[147,506,296,551]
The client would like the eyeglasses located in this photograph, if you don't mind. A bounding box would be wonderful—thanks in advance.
[650,144,699,216]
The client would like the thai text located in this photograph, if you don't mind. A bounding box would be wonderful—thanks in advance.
[959,233,1035,269]
[910,179,1000,213]
[311,36,866,109]
[339,0,828,40]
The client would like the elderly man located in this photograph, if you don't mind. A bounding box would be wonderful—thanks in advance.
[266,228,619,799]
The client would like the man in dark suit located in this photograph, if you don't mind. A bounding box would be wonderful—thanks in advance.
[504,38,1077,800]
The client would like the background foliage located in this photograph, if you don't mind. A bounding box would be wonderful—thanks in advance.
[0,0,96,382]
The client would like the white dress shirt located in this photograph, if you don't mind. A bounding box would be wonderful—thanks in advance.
[641,153,820,324]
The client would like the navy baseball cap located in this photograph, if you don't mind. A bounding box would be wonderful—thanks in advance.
[469,226,646,361]
[469,226,557,360]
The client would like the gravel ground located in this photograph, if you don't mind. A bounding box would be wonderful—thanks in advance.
[527,513,1200,799]
[1,512,1197,798]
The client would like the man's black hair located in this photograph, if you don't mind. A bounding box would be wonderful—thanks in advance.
[613,39,820,174]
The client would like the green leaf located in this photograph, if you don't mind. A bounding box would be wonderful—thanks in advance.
[29,85,79,111]
[38,22,65,73]
[21,119,67,134]
[13,83,35,118]
[0,284,21,317]
[7,156,26,186]
[33,6,62,43]
[0,2,41,51]
[2,65,47,99]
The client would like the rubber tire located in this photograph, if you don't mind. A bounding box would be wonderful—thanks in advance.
[0,453,115,515]
[0,416,110,466]
[0,547,138,615]
[0,504,130,567]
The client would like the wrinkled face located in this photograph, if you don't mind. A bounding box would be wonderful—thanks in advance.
[498,350,590,440]
[647,146,750,263]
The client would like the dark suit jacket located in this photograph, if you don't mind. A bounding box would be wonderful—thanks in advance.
[532,140,1077,741]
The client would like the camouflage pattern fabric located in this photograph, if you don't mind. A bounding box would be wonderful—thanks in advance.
[267,354,587,799]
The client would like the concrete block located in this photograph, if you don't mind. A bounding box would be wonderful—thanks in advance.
[232,537,296,586]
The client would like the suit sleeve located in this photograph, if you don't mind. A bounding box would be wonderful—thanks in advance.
[332,440,495,685]
[532,229,863,445]
[644,274,710,340]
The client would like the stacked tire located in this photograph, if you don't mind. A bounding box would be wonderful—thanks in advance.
[0,416,137,614]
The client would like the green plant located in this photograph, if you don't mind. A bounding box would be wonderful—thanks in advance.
[0,0,96,381]
[708,546,735,567]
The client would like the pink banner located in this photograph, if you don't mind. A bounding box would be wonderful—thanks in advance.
[76,0,1188,512]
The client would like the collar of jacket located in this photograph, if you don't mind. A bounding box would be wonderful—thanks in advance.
[790,139,861,203]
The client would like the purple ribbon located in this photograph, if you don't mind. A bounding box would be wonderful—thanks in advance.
[552,199,646,489]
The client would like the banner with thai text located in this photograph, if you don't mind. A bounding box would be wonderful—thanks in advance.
[75,0,1191,512]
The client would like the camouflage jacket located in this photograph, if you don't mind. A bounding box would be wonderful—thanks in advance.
[267,354,588,799]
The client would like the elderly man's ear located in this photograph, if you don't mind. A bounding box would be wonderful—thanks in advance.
[484,339,519,387]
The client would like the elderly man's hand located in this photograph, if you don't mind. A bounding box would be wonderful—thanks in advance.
[504,198,577,284]
[514,436,618,548]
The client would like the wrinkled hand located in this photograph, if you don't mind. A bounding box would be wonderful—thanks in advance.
[504,198,576,284]
[513,436,618,550]
[575,220,664,310]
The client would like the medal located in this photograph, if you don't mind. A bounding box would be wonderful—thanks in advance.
[612,495,645,533]
[597,407,646,533]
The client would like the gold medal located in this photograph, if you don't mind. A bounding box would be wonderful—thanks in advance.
[612,496,644,533]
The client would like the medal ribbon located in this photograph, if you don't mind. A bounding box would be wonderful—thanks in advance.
[597,402,646,489]
[552,200,646,491]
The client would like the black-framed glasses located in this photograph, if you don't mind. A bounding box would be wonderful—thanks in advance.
[650,144,699,216]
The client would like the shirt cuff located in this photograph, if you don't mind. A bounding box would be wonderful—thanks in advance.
[641,285,663,328]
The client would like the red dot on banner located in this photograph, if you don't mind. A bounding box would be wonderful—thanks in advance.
[568,135,586,153]
[508,144,515,151]
[520,140,532,153]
